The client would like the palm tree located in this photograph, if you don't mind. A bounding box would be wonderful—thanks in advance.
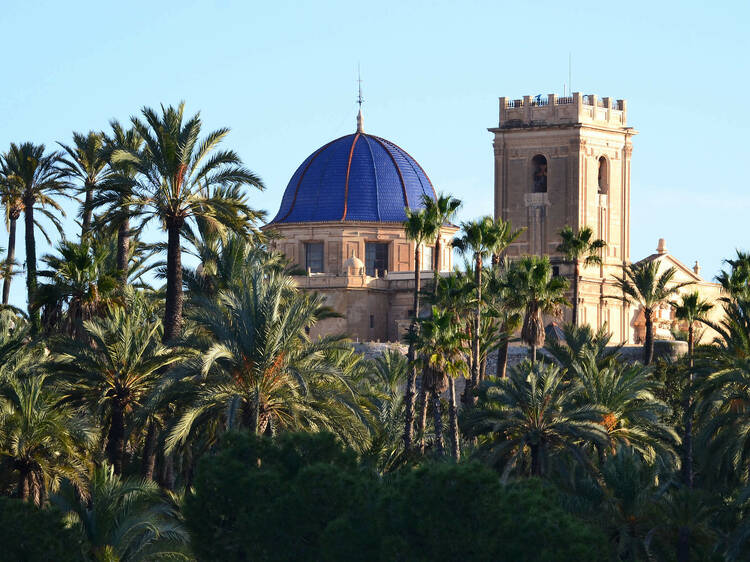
[0,143,68,332]
[110,102,264,342]
[34,239,118,338]
[52,300,188,475]
[95,121,144,283]
[58,131,109,238]
[53,464,191,561]
[464,361,608,478]
[614,260,690,365]
[672,291,713,488]
[416,306,468,459]
[359,350,408,473]
[544,323,622,371]
[0,374,92,505]
[485,260,523,378]
[697,355,750,486]
[0,157,24,305]
[505,255,570,363]
[570,352,679,465]
[454,216,522,403]
[165,256,363,451]
[421,192,461,291]
[556,225,606,325]
[402,207,438,453]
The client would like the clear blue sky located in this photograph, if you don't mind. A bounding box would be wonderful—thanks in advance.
[1,0,747,307]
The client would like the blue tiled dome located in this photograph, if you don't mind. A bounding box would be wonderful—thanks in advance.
[271,132,436,224]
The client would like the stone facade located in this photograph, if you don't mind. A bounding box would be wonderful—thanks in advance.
[264,221,458,342]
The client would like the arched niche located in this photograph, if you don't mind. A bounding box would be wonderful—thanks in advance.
[531,154,547,193]
[597,156,609,195]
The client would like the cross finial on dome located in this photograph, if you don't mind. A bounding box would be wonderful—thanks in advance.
[356,64,364,133]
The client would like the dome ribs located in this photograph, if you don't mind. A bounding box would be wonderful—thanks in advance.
[377,135,436,205]
[360,135,381,222]
[369,135,409,214]
[341,133,362,221]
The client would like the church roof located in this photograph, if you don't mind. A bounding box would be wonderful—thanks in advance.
[270,131,437,224]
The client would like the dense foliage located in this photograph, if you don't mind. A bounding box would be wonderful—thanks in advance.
[186,432,607,562]
[0,103,748,560]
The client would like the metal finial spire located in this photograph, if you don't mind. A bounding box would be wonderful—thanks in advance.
[356,64,364,133]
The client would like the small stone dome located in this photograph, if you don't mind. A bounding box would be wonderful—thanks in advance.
[342,254,364,276]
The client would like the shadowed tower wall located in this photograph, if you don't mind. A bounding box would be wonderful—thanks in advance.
[489,92,637,343]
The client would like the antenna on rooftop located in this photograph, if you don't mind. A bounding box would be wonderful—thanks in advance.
[356,63,364,133]
[568,52,572,95]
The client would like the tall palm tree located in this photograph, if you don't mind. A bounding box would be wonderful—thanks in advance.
[421,192,461,291]
[505,255,570,363]
[0,374,92,505]
[165,256,363,451]
[95,121,144,283]
[53,464,191,561]
[454,217,522,403]
[416,306,467,459]
[614,261,689,365]
[110,102,264,342]
[402,207,438,453]
[464,361,608,478]
[0,143,68,332]
[58,131,109,238]
[52,301,188,474]
[556,225,606,325]
[0,156,24,305]
[485,260,523,378]
[672,291,713,488]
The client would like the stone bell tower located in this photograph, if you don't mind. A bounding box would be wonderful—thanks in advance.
[489,92,637,343]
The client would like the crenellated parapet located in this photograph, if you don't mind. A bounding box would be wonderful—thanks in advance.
[496,92,628,129]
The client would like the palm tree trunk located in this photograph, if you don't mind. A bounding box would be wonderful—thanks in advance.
[163,221,183,343]
[417,383,428,454]
[448,377,460,460]
[404,246,422,453]
[141,422,158,480]
[496,328,509,378]
[2,214,18,305]
[18,469,30,501]
[106,400,126,475]
[432,389,444,456]
[23,200,39,334]
[682,325,694,488]
[677,526,690,562]
[473,255,482,388]
[81,181,94,238]
[163,453,176,490]
[531,444,542,476]
[432,234,441,296]
[643,308,654,365]
[116,218,130,285]
[531,344,537,364]
[572,260,580,325]
[462,255,482,406]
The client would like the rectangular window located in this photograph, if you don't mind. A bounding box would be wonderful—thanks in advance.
[421,246,434,271]
[305,242,324,273]
[369,314,374,329]
[365,243,388,277]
